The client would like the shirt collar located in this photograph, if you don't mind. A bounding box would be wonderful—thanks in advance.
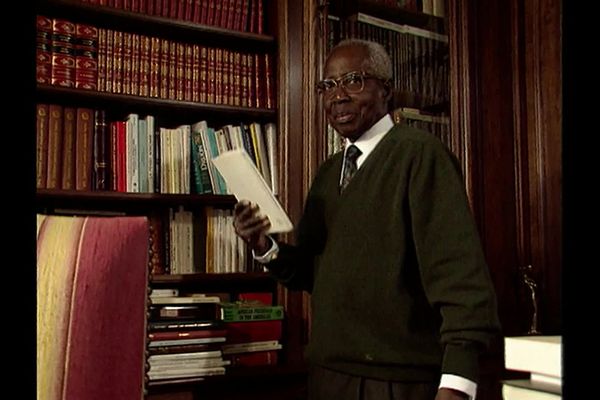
[344,114,394,168]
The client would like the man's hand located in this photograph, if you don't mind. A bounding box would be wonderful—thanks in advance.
[435,388,470,400]
[233,201,271,255]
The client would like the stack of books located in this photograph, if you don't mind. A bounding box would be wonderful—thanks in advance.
[219,296,284,367]
[502,335,562,400]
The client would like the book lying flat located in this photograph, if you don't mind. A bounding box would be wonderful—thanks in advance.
[502,379,561,400]
[504,336,562,379]
[211,149,293,233]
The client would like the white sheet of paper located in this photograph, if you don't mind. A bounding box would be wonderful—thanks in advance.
[211,149,293,233]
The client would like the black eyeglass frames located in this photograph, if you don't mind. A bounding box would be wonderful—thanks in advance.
[316,71,387,96]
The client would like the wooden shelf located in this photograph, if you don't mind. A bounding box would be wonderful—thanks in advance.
[152,272,273,284]
[36,85,277,122]
[36,189,237,214]
[35,0,277,51]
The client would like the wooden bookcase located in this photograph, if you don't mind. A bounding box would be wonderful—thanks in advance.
[35,1,308,399]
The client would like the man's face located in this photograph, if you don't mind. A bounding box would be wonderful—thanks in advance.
[322,46,390,142]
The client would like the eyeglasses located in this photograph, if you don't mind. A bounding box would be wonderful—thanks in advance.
[316,71,385,96]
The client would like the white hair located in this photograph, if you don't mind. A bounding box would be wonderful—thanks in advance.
[330,39,393,81]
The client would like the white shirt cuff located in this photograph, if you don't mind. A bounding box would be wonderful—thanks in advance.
[252,236,278,263]
[439,374,477,399]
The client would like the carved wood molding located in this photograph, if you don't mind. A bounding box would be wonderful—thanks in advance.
[447,1,477,211]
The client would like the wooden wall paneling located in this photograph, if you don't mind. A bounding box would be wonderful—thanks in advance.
[518,0,562,334]
[275,0,311,368]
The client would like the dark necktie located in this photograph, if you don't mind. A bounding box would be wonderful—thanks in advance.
[340,144,362,192]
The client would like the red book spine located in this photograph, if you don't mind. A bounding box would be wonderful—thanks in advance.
[121,32,133,94]
[264,52,274,109]
[232,0,243,31]
[175,42,185,101]
[184,0,193,21]
[206,0,215,26]
[176,0,186,20]
[226,320,282,344]
[51,18,76,88]
[159,38,170,99]
[131,33,141,96]
[97,28,107,91]
[110,122,119,191]
[148,329,228,341]
[240,53,249,107]
[36,104,50,189]
[253,53,262,108]
[168,41,177,99]
[147,0,155,15]
[199,0,208,24]
[139,35,151,97]
[192,0,201,23]
[213,1,222,27]
[36,16,52,84]
[256,0,263,34]
[214,48,223,104]
[112,30,124,94]
[232,51,241,106]
[219,0,230,28]
[162,0,171,18]
[61,107,77,190]
[224,49,234,105]
[206,47,215,104]
[46,104,64,189]
[248,0,257,33]
[227,350,278,367]
[191,44,200,102]
[75,23,99,91]
[184,44,193,101]
[240,0,249,32]
[150,37,161,98]
[170,0,179,19]
[199,46,208,103]
[105,28,114,92]
[75,108,94,191]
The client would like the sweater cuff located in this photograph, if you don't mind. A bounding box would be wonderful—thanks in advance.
[441,342,480,383]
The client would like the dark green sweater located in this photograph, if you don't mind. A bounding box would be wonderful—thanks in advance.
[268,124,500,382]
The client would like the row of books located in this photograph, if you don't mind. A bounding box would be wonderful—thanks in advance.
[36,15,276,109]
[146,290,283,383]
[327,13,449,112]
[146,206,253,275]
[80,0,266,34]
[35,103,278,196]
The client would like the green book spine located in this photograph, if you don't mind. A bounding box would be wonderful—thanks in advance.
[220,305,284,322]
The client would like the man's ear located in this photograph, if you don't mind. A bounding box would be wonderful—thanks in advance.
[382,81,393,101]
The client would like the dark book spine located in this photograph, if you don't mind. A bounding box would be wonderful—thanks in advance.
[51,18,76,88]
[36,16,53,84]
[75,108,95,191]
[75,23,98,90]
[61,107,76,190]
[46,104,64,189]
[36,104,50,189]
[93,110,109,190]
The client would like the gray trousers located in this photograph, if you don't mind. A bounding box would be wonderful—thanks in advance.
[308,365,438,400]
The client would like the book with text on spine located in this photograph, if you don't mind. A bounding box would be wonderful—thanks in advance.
[211,148,293,233]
